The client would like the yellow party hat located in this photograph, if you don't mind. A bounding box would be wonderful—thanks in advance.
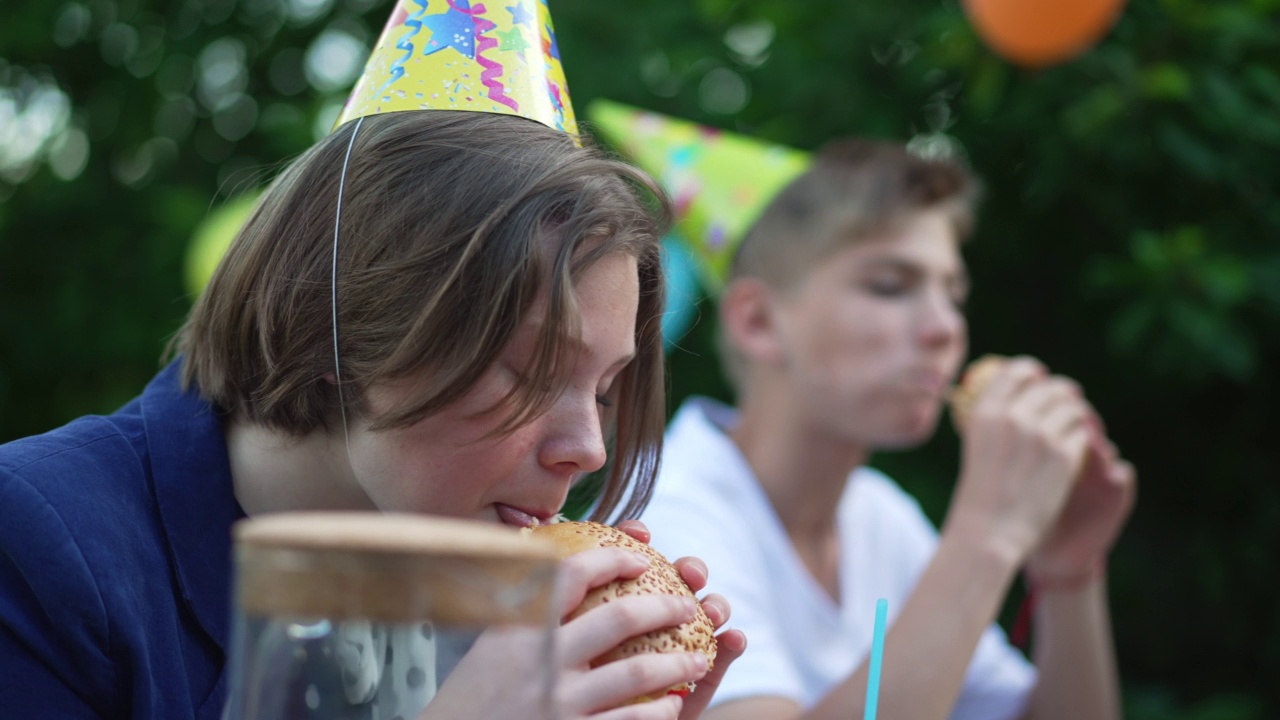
[336,0,577,135]
[587,99,810,294]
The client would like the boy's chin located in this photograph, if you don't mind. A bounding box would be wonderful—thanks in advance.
[867,418,943,450]
[872,435,930,451]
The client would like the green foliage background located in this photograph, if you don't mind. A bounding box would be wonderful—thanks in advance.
[1,0,1277,716]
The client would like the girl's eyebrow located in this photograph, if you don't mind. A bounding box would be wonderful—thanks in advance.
[520,321,636,367]
[560,334,637,369]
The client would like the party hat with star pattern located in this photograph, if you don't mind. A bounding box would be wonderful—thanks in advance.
[586,99,809,294]
[335,0,576,135]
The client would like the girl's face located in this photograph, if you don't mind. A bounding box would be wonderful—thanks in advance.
[345,250,640,528]
[773,209,969,448]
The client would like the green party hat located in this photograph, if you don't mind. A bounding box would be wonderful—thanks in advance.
[587,99,810,294]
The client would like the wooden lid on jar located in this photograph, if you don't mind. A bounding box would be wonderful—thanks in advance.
[233,512,560,625]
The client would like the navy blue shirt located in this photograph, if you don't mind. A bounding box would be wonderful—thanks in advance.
[0,360,245,719]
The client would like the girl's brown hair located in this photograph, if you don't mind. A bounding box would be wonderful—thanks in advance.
[171,110,670,521]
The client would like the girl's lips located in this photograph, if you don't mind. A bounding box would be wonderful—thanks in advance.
[495,503,549,528]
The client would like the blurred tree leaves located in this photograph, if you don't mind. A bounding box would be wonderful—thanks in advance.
[1089,227,1259,382]
[1,0,1278,716]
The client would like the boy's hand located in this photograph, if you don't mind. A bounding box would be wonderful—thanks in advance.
[1026,412,1137,589]
[945,357,1092,566]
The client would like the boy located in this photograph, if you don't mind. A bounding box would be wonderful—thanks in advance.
[594,103,1135,720]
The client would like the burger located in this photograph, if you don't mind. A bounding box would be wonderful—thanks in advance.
[950,353,1101,464]
[530,520,716,703]
[947,354,1008,433]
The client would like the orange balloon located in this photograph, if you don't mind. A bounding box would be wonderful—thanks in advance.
[963,0,1127,68]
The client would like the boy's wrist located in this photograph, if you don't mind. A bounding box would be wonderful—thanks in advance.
[1009,558,1108,648]
[938,516,1025,583]
[1024,557,1107,595]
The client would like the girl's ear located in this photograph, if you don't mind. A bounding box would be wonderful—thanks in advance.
[322,372,338,385]
[720,277,787,369]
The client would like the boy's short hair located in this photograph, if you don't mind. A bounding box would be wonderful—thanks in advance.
[171,110,671,521]
[721,138,979,389]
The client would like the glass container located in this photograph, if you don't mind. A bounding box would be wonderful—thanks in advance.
[223,512,560,720]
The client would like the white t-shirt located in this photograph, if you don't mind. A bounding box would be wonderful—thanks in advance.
[639,398,1036,719]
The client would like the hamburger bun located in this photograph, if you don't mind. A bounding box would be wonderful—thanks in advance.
[531,521,716,703]
[948,354,1009,433]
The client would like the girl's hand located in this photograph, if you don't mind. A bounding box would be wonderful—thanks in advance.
[616,521,747,719]
[554,547,712,715]
[425,533,734,718]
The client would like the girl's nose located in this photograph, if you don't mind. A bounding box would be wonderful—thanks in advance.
[537,391,608,477]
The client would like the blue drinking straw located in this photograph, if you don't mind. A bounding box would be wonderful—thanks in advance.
[864,598,888,720]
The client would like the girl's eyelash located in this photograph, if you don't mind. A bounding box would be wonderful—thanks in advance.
[512,364,612,407]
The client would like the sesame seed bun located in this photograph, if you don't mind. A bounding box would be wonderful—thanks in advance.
[531,521,716,703]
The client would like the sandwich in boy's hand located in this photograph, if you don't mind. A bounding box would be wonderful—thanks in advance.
[948,353,1009,433]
